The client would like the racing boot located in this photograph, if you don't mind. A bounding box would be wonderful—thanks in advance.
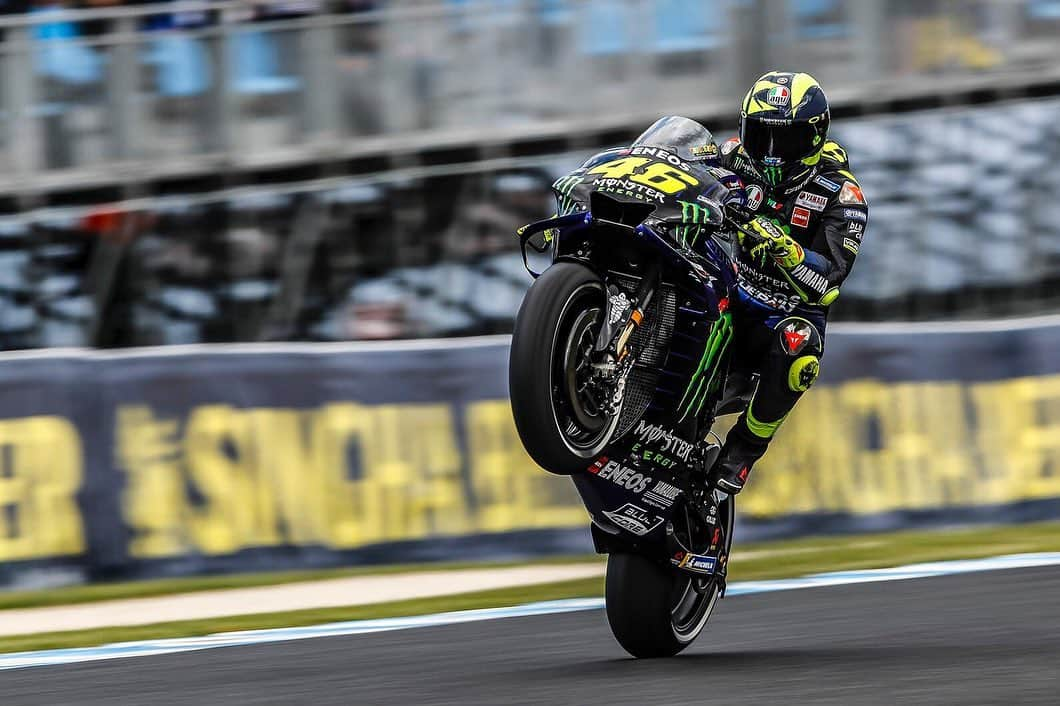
[712,421,770,495]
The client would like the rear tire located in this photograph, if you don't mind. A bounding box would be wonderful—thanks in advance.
[605,495,735,658]
[509,262,617,475]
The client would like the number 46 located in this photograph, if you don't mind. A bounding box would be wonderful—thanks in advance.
[587,157,700,195]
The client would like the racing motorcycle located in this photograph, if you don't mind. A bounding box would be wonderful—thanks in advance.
[509,118,755,658]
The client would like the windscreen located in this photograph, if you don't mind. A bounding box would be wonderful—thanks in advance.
[632,116,718,164]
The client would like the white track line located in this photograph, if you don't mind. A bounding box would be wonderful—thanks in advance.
[2,551,1059,671]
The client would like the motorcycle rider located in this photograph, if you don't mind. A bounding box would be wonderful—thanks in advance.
[710,71,868,494]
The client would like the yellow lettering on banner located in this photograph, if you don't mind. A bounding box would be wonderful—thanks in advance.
[465,400,584,532]
[105,371,1060,556]
[401,405,467,538]
[977,376,1060,503]
[310,403,466,548]
[360,404,466,541]
[970,380,1021,505]
[311,402,372,547]
[0,417,84,561]
[1028,376,1060,499]
[117,406,187,558]
[745,374,1060,519]
[183,405,256,555]
[253,409,333,546]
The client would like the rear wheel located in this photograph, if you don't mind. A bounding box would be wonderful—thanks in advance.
[509,262,620,475]
[605,495,735,658]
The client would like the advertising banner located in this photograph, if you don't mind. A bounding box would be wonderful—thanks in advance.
[0,316,1058,586]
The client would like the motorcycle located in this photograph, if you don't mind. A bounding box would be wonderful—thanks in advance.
[509,118,756,658]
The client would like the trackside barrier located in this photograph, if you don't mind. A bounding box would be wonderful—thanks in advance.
[0,315,1058,587]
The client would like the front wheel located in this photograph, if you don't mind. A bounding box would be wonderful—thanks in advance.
[509,262,620,475]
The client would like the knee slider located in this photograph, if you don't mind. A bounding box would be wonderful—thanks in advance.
[788,355,820,392]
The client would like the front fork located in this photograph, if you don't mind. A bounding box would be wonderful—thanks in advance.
[594,264,660,364]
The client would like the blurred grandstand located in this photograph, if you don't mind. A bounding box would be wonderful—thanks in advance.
[1,0,1059,349]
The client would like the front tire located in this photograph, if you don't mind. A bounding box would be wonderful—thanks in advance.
[509,262,619,475]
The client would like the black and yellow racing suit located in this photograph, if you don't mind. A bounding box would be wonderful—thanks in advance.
[715,136,869,465]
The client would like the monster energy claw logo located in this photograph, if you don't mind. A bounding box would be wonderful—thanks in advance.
[676,200,713,248]
[678,311,734,421]
[553,175,582,215]
[763,166,783,185]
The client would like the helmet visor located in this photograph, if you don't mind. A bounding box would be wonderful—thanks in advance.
[740,118,818,164]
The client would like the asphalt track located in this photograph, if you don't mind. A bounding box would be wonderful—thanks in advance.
[2,567,1058,705]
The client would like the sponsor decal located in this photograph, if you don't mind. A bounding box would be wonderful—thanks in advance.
[643,480,683,509]
[629,145,692,170]
[637,448,679,470]
[591,177,666,203]
[721,138,740,156]
[754,218,786,240]
[783,323,810,354]
[633,446,679,470]
[847,221,864,235]
[673,551,717,575]
[745,184,765,211]
[766,85,790,106]
[790,264,829,294]
[759,117,792,127]
[738,279,800,314]
[795,191,828,212]
[776,75,790,84]
[839,181,866,205]
[814,175,841,192]
[843,208,867,223]
[602,503,662,536]
[608,291,631,326]
[790,206,811,229]
[690,143,718,158]
[843,237,860,254]
[633,421,694,462]
[587,457,651,493]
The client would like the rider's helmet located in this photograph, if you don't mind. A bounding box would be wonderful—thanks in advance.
[632,116,719,165]
[739,71,830,188]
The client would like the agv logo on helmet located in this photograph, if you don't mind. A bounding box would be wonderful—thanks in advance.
[766,86,790,107]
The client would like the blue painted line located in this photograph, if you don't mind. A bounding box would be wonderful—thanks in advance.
[3,552,1060,671]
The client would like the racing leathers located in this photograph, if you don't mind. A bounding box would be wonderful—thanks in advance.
[711,137,868,492]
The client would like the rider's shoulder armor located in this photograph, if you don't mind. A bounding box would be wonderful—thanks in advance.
[812,139,867,210]
[818,140,852,172]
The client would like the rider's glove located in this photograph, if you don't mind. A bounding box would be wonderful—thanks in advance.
[744,216,804,269]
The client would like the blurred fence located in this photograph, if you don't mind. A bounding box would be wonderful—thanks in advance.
[2,0,1060,190]
[0,315,1058,588]
[1,95,1059,351]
